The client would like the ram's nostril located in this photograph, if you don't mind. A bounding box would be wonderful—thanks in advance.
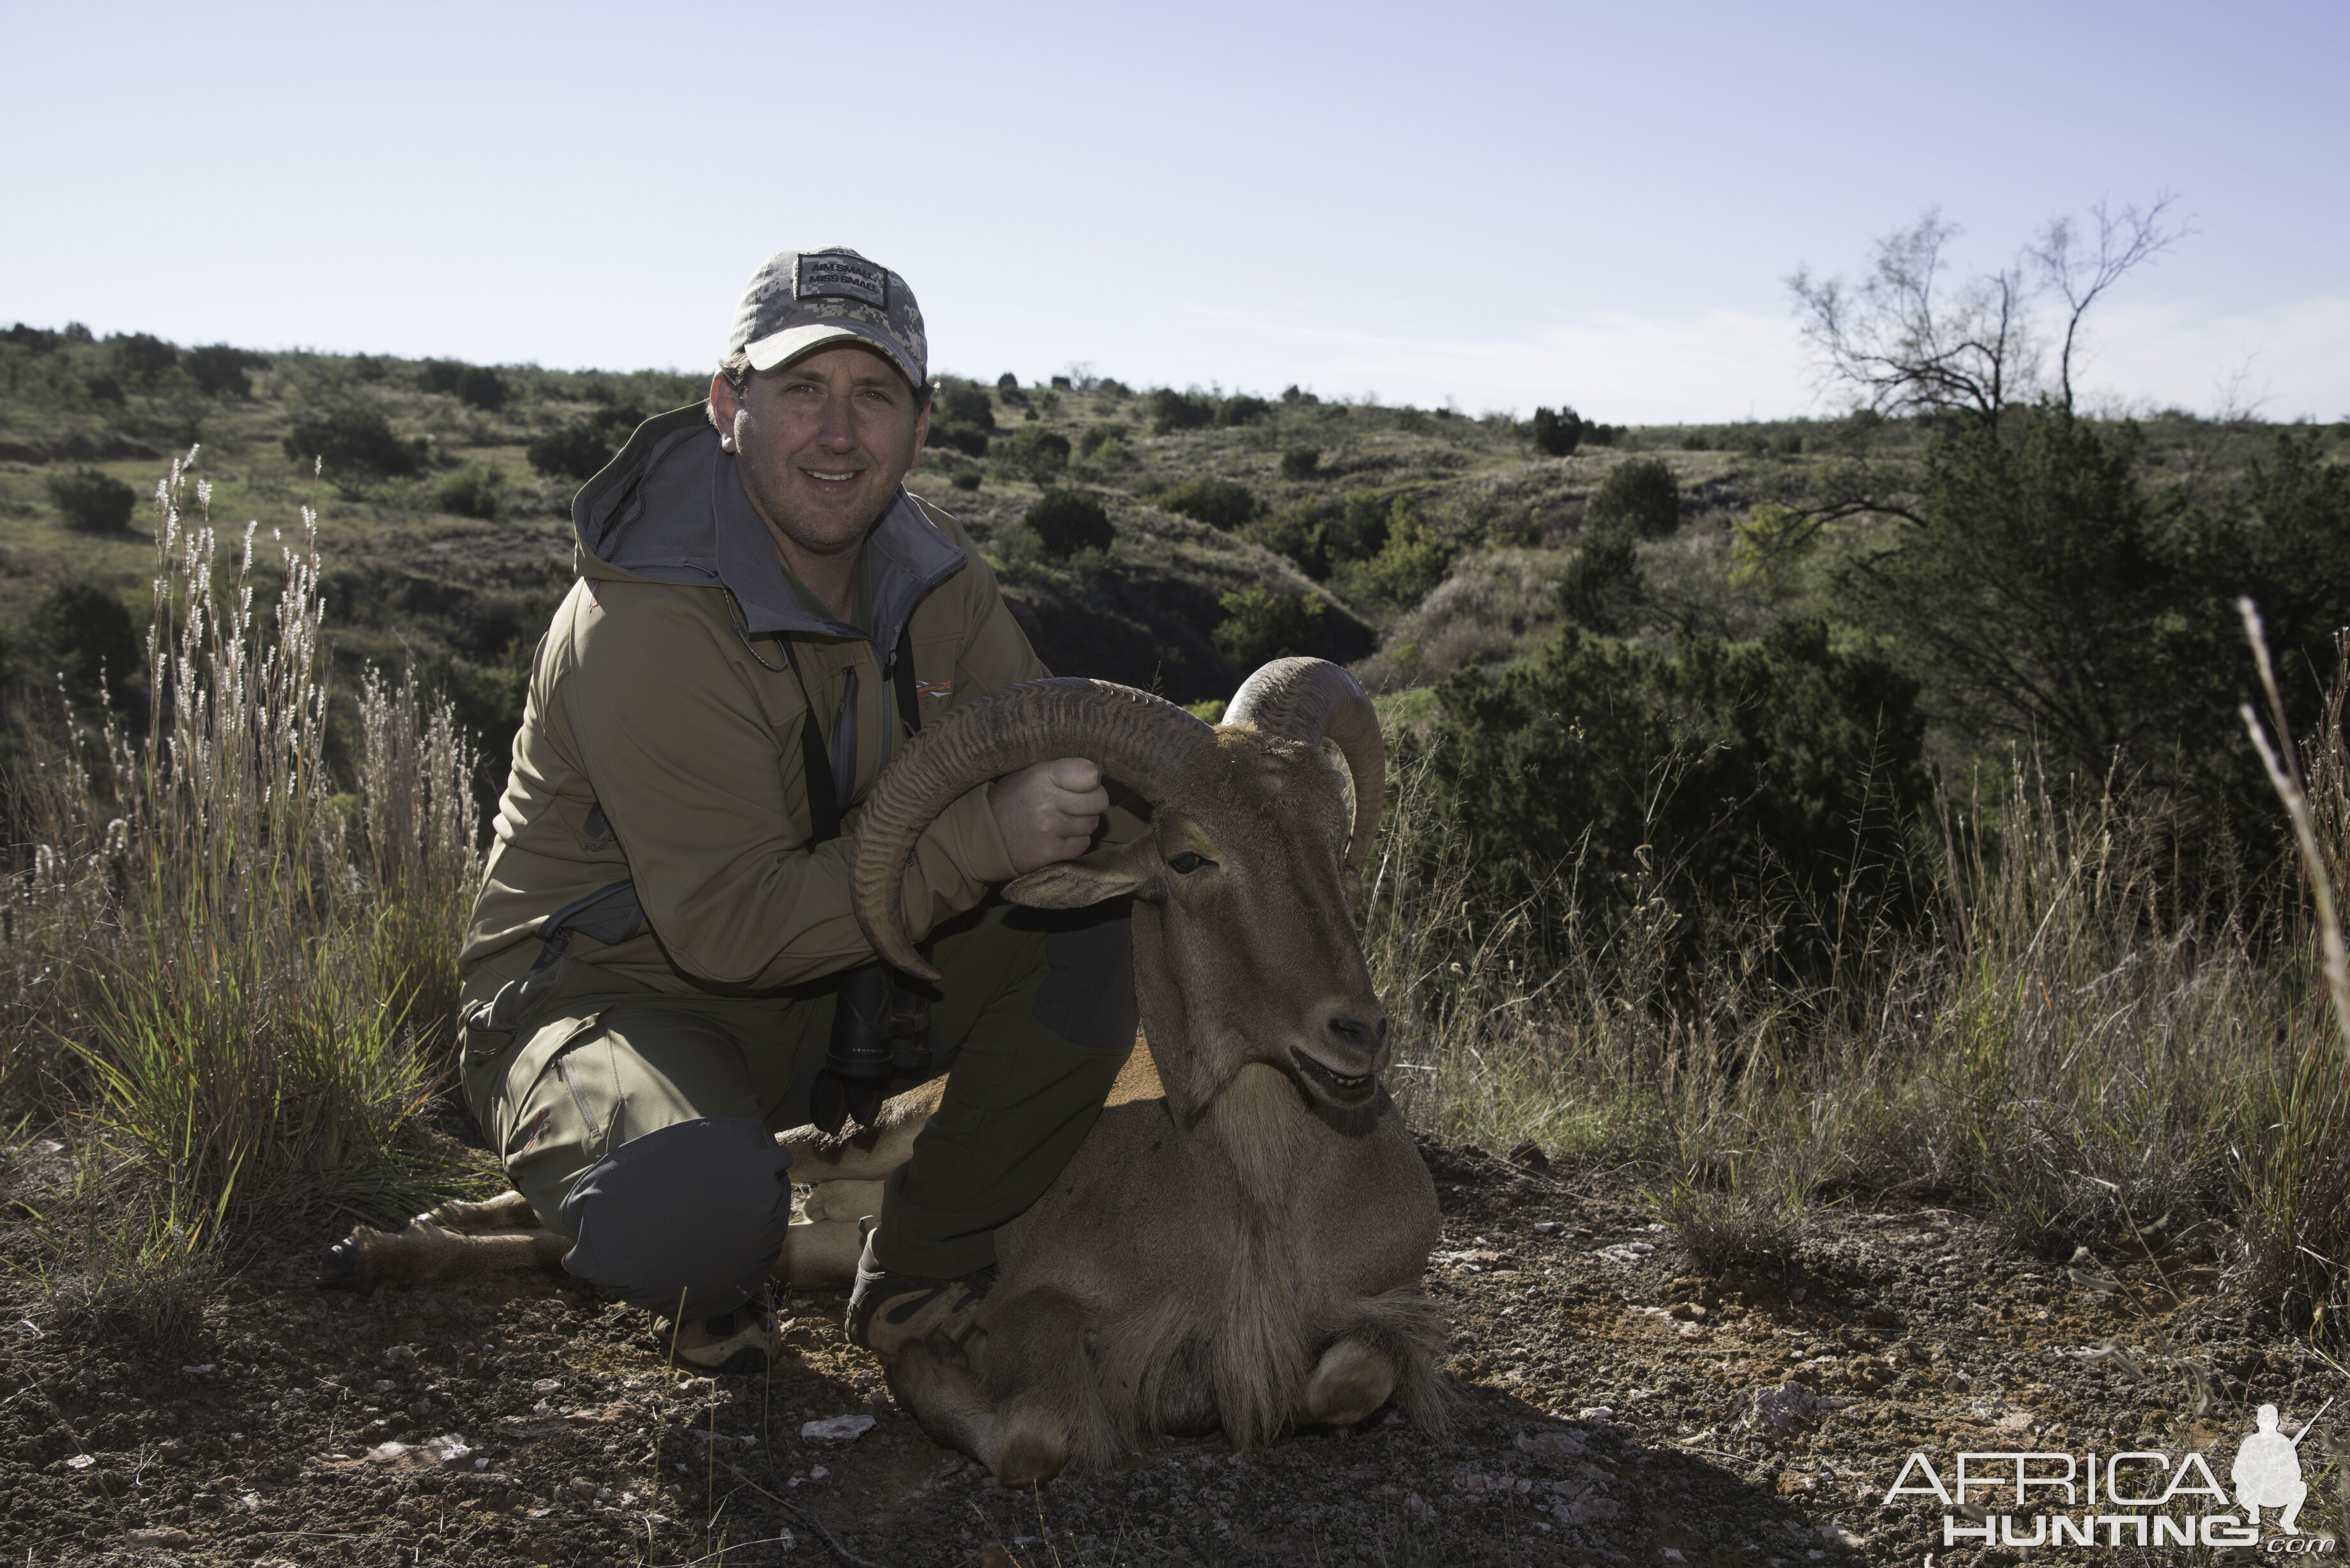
[1326,1014,1383,1050]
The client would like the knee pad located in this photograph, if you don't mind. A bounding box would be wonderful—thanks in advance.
[558,1117,793,1315]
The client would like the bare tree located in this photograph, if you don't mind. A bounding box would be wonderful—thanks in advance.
[1789,197,2190,430]
[2028,194,2192,412]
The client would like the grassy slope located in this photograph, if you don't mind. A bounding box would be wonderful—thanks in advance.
[0,331,2333,775]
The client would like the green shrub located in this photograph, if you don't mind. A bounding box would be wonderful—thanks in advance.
[1156,477,1257,531]
[1024,489,1114,557]
[1218,395,1271,427]
[1332,492,1393,562]
[1280,446,1321,480]
[1530,405,1583,457]
[420,359,465,393]
[998,426,1072,486]
[112,331,178,385]
[1077,422,1131,458]
[937,382,997,431]
[929,421,992,458]
[31,582,142,714]
[950,469,983,492]
[1243,502,1329,578]
[1420,616,1926,923]
[453,365,507,411]
[185,343,265,398]
[435,464,506,520]
[1213,585,1326,668]
[284,405,423,480]
[1358,496,1453,605]
[1144,388,1217,435]
[1586,457,1681,538]
[1558,526,1643,635]
[527,421,623,482]
[45,467,139,533]
[996,372,1020,391]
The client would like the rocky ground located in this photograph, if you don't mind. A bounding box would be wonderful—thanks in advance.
[3,1133,2344,1567]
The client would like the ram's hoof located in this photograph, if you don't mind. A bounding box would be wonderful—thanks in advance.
[315,1233,374,1293]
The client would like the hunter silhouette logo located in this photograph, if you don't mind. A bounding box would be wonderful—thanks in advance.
[2234,1399,2328,1535]
[1884,1398,2336,1550]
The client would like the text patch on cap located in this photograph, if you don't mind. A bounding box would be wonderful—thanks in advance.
[795,253,888,308]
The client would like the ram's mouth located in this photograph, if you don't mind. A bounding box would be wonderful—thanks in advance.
[1289,1045,1379,1106]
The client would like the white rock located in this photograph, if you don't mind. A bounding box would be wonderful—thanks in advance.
[64,1454,95,1470]
[800,1415,875,1442]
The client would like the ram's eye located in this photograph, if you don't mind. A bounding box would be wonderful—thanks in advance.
[1167,851,1213,873]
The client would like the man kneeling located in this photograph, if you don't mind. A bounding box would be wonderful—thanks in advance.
[455,248,1135,1371]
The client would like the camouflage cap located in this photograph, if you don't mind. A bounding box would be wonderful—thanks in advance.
[724,248,927,388]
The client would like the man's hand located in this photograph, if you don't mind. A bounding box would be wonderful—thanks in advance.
[989,757,1107,875]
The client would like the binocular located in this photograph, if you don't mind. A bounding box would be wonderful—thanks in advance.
[808,961,932,1136]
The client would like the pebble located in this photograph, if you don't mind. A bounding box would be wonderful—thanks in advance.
[800,1413,876,1441]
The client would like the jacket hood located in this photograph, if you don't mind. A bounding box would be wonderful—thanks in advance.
[570,403,967,652]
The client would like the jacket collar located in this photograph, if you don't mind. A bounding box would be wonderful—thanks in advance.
[572,404,966,655]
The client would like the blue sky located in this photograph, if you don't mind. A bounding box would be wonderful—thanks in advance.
[5,1,2343,421]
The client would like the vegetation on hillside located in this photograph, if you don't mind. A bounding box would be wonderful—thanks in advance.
[2,197,2347,1345]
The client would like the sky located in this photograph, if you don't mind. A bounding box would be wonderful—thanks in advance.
[4,1,2344,423]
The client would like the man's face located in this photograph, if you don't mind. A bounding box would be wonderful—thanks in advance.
[709,343,929,564]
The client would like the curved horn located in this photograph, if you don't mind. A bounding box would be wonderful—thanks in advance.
[1223,657,1385,872]
[851,678,1215,979]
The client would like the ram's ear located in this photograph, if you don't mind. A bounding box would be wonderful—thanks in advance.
[1004,835,1157,909]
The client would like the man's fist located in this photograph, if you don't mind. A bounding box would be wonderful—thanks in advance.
[989,757,1107,875]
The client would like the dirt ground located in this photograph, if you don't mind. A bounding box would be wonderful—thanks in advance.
[4,1129,2345,1567]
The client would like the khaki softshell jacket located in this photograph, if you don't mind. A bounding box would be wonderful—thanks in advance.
[459,405,1050,1002]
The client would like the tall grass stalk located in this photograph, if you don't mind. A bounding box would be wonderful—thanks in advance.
[2232,614,2350,1324]
[4,452,481,1241]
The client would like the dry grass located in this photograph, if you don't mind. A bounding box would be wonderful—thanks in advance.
[2232,618,2350,1327]
[0,451,481,1315]
[1363,711,2341,1293]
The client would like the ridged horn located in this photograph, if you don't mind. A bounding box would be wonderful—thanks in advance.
[851,678,1216,979]
[1222,657,1385,872]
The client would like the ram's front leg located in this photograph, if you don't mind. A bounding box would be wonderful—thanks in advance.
[317,1212,568,1293]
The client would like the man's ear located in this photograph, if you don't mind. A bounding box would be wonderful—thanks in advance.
[1004,836,1156,909]
[708,372,740,445]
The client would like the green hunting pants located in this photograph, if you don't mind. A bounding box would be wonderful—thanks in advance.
[460,897,1135,1315]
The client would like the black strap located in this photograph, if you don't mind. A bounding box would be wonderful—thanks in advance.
[798,626,921,847]
[893,623,921,739]
[799,705,840,845]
